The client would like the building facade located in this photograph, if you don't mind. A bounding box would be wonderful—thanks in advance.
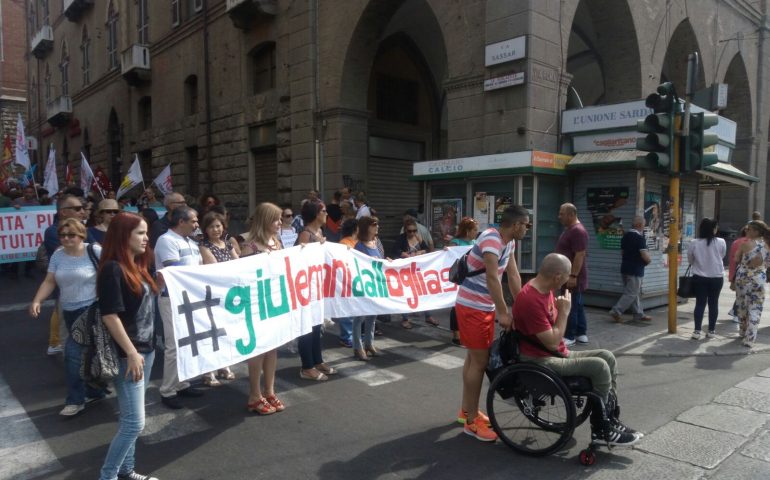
[24,0,770,241]
[2,0,27,137]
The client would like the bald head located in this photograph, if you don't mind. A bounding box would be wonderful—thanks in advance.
[558,203,578,227]
[164,192,186,211]
[539,253,571,277]
[632,215,645,229]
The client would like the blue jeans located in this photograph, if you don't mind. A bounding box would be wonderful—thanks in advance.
[335,317,353,343]
[62,307,105,406]
[565,290,587,339]
[99,350,154,480]
[352,316,375,350]
[298,325,323,369]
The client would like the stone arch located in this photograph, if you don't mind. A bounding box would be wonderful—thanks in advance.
[721,53,752,141]
[660,20,705,96]
[566,0,642,106]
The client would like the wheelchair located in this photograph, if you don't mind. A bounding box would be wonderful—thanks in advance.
[485,332,620,465]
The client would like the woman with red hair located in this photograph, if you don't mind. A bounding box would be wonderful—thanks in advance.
[96,212,160,480]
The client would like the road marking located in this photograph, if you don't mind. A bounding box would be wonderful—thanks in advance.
[374,337,465,369]
[0,373,63,480]
[0,300,54,313]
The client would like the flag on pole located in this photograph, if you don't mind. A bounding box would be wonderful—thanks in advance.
[116,155,143,199]
[43,146,59,195]
[0,134,12,183]
[14,113,31,170]
[152,164,173,196]
[23,164,37,187]
[80,152,96,194]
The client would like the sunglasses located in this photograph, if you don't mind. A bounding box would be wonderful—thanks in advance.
[58,233,80,239]
[406,229,418,233]
[61,205,84,212]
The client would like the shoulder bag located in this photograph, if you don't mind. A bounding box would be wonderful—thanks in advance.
[677,265,695,298]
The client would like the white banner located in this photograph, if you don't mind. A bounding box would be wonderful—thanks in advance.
[161,243,469,381]
[0,206,55,263]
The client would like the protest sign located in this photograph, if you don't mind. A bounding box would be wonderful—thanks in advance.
[0,206,55,263]
[161,242,469,381]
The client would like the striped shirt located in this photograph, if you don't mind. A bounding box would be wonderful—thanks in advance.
[456,228,514,311]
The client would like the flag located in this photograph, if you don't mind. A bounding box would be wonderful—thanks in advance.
[152,164,173,196]
[0,134,12,183]
[92,166,113,194]
[43,146,59,195]
[14,113,31,170]
[116,154,143,199]
[80,152,96,193]
[65,162,73,185]
[23,164,37,187]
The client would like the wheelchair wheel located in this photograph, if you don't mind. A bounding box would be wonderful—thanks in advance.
[573,393,592,427]
[487,363,576,456]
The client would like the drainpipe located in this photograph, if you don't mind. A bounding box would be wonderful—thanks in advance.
[755,7,768,214]
[203,0,214,192]
[310,0,323,196]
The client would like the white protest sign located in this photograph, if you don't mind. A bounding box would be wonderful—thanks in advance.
[0,206,55,263]
[161,242,469,381]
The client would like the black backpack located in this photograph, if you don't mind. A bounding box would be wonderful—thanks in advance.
[448,249,486,284]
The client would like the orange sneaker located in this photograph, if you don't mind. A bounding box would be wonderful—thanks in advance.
[463,416,498,442]
[457,409,491,427]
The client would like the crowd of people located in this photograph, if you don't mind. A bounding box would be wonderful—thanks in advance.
[12,181,768,477]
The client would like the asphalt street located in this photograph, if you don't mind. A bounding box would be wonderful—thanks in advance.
[2,269,770,480]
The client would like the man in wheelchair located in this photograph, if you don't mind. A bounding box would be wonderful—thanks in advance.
[511,253,642,446]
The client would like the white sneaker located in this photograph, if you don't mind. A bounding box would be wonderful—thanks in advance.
[563,338,577,347]
[47,345,63,355]
[59,404,84,416]
[705,330,716,339]
[576,335,589,344]
[691,331,702,340]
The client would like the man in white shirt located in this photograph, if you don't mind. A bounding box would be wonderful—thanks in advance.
[155,206,205,409]
[354,192,372,219]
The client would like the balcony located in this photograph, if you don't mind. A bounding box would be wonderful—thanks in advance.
[63,0,94,21]
[121,45,151,86]
[31,25,54,59]
[226,0,277,30]
[47,96,72,127]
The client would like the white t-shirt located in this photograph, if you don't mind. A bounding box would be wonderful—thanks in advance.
[687,237,726,278]
[356,204,372,219]
[155,229,202,269]
[48,243,102,311]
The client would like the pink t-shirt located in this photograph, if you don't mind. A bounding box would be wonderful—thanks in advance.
[512,282,570,358]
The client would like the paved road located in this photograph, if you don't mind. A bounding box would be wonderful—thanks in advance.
[1,271,769,479]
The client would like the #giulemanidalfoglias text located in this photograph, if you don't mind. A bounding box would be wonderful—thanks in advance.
[160,242,470,381]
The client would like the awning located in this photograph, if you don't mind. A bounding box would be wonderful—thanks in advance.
[566,149,644,171]
[698,163,759,189]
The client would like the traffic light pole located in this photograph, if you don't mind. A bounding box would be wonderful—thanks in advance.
[668,119,681,334]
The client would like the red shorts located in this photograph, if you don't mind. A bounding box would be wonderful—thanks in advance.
[455,304,495,350]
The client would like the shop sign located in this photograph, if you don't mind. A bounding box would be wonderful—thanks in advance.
[485,36,526,67]
[562,101,650,134]
[413,151,531,176]
[531,151,570,169]
[572,132,638,152]
[483,72,525,91]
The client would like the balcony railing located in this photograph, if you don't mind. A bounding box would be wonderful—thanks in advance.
[226,0,277,30]
[47,96,72,127]
[31,25,54,59]
[121,45,151,86]
[63,0,94,21]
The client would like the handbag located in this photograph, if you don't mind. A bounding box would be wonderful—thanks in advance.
[35,243,49,273]
[448,250,486,285]
[677,265,695,298]
[71,244,100,346]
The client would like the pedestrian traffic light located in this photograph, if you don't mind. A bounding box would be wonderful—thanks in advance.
[636,83,678,170]
[681,112,719,172]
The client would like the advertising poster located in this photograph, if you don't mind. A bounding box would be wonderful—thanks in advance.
[473,192,492,230]
[644,191,662,251]
[586,187,629,249]
[493,196,513,226]
[431,198,462,246]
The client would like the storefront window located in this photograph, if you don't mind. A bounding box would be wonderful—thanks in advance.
[518,176,535,272]
[430,183,466,247]
[472,179,516,231]
[536,177,568,268]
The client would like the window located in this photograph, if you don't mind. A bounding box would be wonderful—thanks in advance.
[41,0,49,26]
[59,42,69,96]
[138,0,150,44]
[186,146,199,196]
[376,74,419,124]
[80,26,90,86]
[193,0,203,13]
[184,75,198,115]
[107,1,118,70]
[138,96,152,130]
[249,43,276,94]
[44,64,51,103]
[139,149,152,179]
[172,0,181,27]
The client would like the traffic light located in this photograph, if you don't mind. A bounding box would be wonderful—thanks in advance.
[682,112,719,172]
[636,82,678,170]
